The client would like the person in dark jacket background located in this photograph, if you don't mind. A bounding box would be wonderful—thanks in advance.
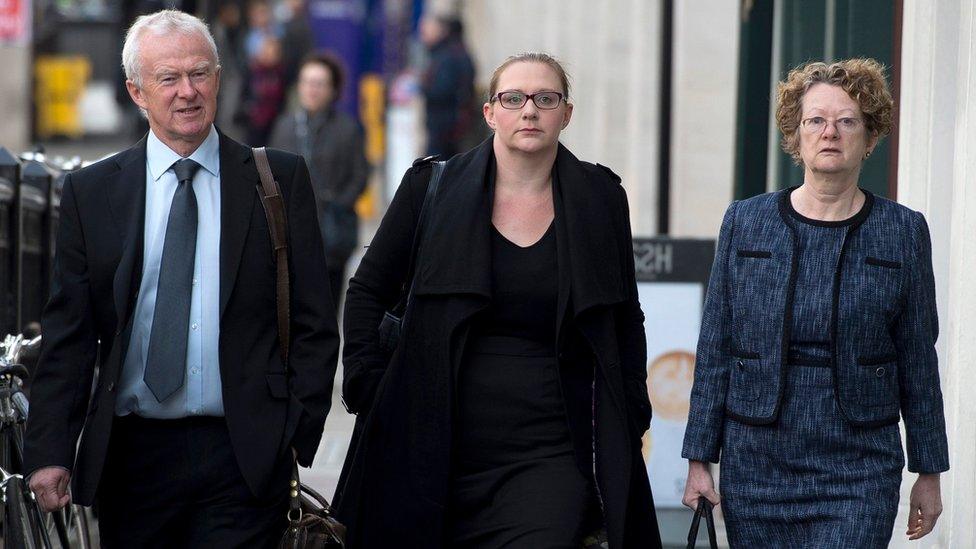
[682,58,948,548]
[270,52,368,311]
[419,14,475,159]
[334,52,661,549]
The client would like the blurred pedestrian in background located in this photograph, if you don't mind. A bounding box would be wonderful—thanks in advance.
[336,52,661,549]
[213,0,247,140]
[244,36,286,145]
[244,0,281,61]
[682,58,948,548]
[271,52,368,313]
[419,14,475,159]
[279,0,314,92]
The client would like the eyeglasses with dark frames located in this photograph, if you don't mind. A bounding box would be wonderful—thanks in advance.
[491,91,565,110]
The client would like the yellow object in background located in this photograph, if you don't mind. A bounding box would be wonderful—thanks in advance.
[355,73,386,220]
[34,55,91,139]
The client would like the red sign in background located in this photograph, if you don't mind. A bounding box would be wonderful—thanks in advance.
[0,0,28,45]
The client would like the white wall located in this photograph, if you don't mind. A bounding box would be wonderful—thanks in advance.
[668,0,739,238]
[896,0,976,546]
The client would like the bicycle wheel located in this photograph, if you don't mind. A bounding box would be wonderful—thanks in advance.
[4,476,35,549]
[41,506,71,548]
[70,504,96,549]
[46,504,97,549]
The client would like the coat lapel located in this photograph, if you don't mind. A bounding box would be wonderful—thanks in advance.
[218,132,260,319]
[107,136,148,332]
[553,144,627,318]
[412,139,493,298]
[413,139,628,313]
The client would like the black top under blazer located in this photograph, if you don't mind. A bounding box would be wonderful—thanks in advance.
[682,188,950,475]
[335,138,661,549]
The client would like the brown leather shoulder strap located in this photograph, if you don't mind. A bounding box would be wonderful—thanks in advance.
[252,147,290,366]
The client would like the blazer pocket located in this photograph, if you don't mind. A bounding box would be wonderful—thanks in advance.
[865,256,902,269]
[736,249,772,259]
[856,356,898,407]
[729,353,761,402]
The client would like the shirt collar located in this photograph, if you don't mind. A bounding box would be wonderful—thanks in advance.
[146,125,220,182]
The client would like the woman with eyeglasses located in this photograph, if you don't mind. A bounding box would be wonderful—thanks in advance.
[334,52,663,549]
[682,58,949,547]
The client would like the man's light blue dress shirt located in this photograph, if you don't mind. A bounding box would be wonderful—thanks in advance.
[116,126,223,418]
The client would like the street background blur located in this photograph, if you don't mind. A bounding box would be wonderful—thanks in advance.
[1,0,975,547]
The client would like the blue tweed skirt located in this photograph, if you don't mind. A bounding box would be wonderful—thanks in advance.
[720,365,904,548]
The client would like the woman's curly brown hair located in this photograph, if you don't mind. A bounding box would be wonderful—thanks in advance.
[775,58,893,165]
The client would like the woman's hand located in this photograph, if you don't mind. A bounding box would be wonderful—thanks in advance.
[682,460,721,511]
[906,473,942,540]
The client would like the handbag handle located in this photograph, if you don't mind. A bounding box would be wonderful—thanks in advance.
[372,160,445,360]
[253,147,291,366]
[253,151,347,546]
[392,160,445,318]
[686,497,719,549]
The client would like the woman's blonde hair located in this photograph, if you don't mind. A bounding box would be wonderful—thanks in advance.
[775,58,893,165]
[487,53,571,100]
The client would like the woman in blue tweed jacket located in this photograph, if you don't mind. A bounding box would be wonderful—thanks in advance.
[681,58,949,548]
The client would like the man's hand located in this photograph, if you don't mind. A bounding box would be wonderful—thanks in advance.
[682,460,721,511]
[28,467,71,512]
[906,473,942,540]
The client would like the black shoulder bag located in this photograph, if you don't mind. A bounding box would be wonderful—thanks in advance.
[376,160,445,353]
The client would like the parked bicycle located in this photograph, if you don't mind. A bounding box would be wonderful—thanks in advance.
[0,334,96,548]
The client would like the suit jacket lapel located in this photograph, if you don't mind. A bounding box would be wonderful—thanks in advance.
[218,132,259,319]
[107,137,148,332]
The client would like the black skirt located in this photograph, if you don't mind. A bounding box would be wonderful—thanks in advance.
[449,335,596,549]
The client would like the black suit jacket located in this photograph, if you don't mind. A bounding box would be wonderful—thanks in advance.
[23,130,339,506]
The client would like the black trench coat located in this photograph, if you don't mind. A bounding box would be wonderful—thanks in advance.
[335,138,662,549]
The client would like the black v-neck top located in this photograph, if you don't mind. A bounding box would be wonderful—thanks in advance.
[471,222,558,346]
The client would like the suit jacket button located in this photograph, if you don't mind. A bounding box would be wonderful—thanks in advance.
[875,367,886,377]
[108,382,116,392]
[735,360,744,369]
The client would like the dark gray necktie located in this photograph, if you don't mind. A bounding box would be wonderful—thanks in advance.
[144,158,200,402]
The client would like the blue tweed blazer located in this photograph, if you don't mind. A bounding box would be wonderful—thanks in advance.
[682,188,950,474]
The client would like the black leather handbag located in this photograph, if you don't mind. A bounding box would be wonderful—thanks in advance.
[277,465,345,549]
[686,497,719,549]
[252,148,346,548]
[376,160,445,353]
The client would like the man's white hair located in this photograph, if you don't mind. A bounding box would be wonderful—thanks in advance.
[121,9,220,88]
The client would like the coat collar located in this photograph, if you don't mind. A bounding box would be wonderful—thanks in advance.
[413,138,627,316]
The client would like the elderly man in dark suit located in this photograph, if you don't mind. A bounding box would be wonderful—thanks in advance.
[23,9,339,548]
